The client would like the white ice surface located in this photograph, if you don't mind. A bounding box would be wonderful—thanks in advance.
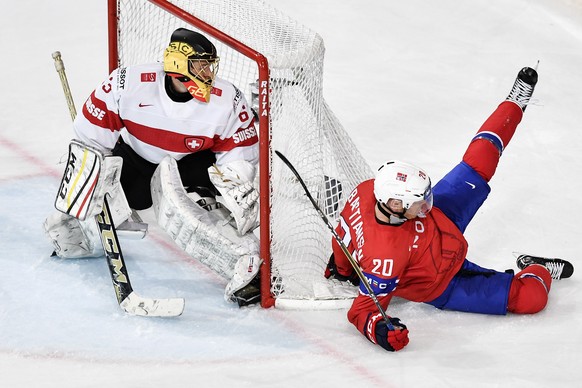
[1,0,581,387]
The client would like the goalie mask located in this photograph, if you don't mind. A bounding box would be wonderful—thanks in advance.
[374,160,433,219]
[164,28,220,103]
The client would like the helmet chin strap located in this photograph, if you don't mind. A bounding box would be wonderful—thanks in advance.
[377,201,407,225]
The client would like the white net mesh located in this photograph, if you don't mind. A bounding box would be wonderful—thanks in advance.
[114,0,373,306]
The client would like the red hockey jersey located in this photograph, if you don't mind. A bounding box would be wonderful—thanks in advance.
[331,179,467,333]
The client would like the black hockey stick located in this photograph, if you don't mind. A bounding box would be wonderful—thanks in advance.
[275,151,394,330]
[52,51,184,317]
[97,196,185,316]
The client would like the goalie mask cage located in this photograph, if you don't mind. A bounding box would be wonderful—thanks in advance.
[108,0,373,308]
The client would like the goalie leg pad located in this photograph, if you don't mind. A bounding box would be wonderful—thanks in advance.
[224,254,262,302]
[43,210,101,258]
[107,183,147,239]
[151,156,259,280]
[106,180,133,228]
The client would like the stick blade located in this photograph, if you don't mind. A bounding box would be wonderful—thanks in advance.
[120,292,185,317]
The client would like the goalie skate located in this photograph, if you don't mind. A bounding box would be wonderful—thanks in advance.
[225,254,262,306]
[232,274,261,307]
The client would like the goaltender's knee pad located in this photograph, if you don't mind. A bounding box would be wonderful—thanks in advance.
[507,264,552,314]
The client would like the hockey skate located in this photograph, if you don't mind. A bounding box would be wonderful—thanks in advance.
[506,66,538,111]
[232,274,261,307]
[516,253,574,280]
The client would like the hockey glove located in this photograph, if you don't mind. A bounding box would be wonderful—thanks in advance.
[364,312,409,352]
[324,253,360,286]
[54,140,123,221]
[208,161,259,236]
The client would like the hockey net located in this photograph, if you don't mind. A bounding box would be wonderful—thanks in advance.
[108,0,373,308]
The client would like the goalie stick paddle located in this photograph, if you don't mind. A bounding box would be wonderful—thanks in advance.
[52,51,184,317]
[275,151,394,330]
[98,197,185,316]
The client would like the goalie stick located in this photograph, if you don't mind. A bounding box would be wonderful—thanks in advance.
[275,151,395,330]
[52,51,185,317]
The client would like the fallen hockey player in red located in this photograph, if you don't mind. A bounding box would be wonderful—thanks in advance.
[324,66,574,352]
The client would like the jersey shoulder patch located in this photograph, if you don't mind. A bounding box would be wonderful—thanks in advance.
[213,78,244,111]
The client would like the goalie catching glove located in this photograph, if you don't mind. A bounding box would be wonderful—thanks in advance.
[365,312,409,352]
[208,161,259,235]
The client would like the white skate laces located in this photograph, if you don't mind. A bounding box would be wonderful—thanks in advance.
[506,67,538,111]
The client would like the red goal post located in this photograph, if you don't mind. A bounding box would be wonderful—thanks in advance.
[107,0,373,309]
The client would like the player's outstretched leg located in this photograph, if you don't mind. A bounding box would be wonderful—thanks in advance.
[516,254,574,280]
[462,66,538,182]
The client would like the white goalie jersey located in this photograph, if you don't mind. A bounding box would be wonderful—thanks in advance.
[74,62,259,172]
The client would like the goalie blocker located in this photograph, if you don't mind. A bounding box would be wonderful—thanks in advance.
[54,140,119,221]
[45,140,133,258]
